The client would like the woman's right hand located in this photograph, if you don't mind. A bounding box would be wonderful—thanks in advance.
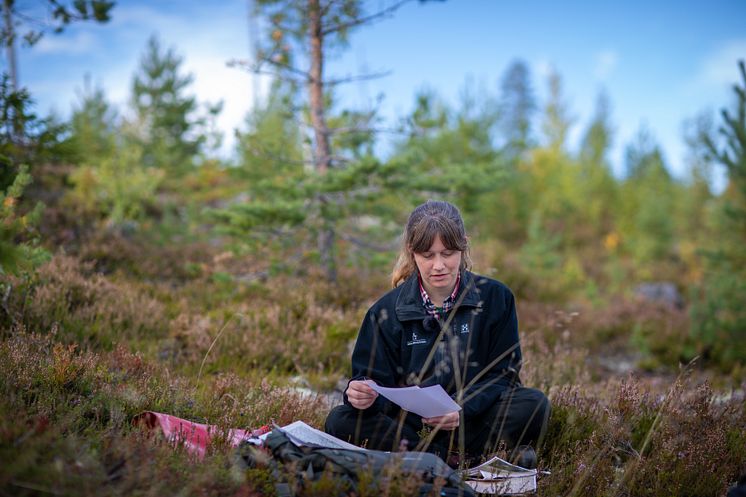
[346,380,379,410]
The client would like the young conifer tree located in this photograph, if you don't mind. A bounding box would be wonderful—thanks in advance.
[219,0,426,281]
[691,60,746,370]
[130,35,203,175]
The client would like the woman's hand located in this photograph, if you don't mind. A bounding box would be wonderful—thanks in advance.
[422,411,460,431]
[346,380,379,410]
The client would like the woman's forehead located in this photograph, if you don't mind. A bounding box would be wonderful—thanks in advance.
[412,233,459,252]
[423,234,446,252]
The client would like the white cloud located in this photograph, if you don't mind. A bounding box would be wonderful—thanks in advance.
[34,30,97,55]
[108,4,183,34]
[700,39,746,87]
[687,39,746,96]
[183,51,260,155]
[593,50,618,82]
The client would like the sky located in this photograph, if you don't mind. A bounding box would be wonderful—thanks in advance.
[8,0,746,187]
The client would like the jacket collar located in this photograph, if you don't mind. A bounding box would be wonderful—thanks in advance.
[395,270,481,322]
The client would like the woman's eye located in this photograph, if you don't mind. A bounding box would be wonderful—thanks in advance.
[442,251,454,257]
[422,253,433,259]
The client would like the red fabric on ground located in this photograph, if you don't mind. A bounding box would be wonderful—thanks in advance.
[136,411,270,458]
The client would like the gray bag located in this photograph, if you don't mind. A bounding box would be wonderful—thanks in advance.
[236,430,476,497]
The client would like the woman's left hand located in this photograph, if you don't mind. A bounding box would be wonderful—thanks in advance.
[422,411,460,431]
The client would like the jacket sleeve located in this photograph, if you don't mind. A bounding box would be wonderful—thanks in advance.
[458,287,521,418]
[344,307,401,414]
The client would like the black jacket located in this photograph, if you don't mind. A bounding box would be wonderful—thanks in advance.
[345,271,521,418]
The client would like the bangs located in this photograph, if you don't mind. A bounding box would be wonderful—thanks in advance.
[409,216,467,253]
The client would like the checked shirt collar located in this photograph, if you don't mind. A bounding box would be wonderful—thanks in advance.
[418,272,461,320]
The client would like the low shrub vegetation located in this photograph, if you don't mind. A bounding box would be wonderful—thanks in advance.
[1,250,744,496]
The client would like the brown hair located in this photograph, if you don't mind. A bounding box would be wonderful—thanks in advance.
[391,200,472,287]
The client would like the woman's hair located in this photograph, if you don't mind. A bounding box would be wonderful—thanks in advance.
[391,200,472,287]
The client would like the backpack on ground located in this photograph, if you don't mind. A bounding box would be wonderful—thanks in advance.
[235,429,476,497]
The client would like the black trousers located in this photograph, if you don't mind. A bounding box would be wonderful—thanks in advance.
[325,387,550,461]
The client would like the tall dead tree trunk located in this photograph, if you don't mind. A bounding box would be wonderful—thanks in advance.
[2,0,17,93]
[308,0,336,282]
[3,0,20,144]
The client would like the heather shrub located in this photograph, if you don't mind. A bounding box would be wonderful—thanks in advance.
[542,386,606,460]
[172,287,361,379]
[193,373,330,430]
[3,255,168,348]
[521,298,698,375]
[621,380,746,497]
[627,301,693,371]
[538,376,746,497]
[75,230,213,282]
[521,329,591,390]
[0,329,339,496]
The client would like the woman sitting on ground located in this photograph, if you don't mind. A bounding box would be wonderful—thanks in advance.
[325,200,550,467]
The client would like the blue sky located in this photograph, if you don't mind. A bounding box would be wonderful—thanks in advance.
[8,0,746,186]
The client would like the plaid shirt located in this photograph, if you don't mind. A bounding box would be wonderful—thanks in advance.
[418,272,461,320]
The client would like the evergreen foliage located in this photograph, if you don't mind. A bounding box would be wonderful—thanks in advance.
[216,0,422,279]
[620,128,679,272]
[69,78,118,165]
[498,59,536,161]
[691,60,746,370]
[69,144,164,225]
[390,88,504,223]
[0,165,47,275]
[0,75,69,187]
[577,91,618,245]
[130,35,203,175]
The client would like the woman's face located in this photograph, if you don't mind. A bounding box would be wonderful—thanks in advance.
[412,234,462,297]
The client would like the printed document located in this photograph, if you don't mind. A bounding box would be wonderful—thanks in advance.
[363,380,461,418]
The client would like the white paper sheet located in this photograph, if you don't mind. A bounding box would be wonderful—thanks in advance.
[363,380,461,418]
[255,420,364,450]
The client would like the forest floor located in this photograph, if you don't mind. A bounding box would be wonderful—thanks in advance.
[1,231,744,496]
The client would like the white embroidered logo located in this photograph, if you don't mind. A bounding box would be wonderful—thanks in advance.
[407,331,427,346]
[460,323,469,334]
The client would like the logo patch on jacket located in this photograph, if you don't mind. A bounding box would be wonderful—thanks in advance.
[407,332,427,346]
[460,323,469,334]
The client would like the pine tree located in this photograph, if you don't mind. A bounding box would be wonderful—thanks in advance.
[219,0,423,281]
[130,35,203,175]
[618,126,680,275]
[525,69,580,236]
[69,77,117,164]
[691,60,746,371]
[67,75,164,226]
[0,164,47,275]
[498,59,536,162]
[0,75,68,189]
[578,91,618,243]
[389,86,504,229]
[236,80,304,182]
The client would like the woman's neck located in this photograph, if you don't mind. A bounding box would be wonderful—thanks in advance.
[423,283,454,308]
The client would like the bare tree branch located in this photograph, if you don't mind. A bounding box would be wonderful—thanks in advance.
[326,124,403,135]
[319,0,342,18]
[228,56,312,82]
[338,231,398,252]
[321,0,413,36]
[325,69,392,86]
